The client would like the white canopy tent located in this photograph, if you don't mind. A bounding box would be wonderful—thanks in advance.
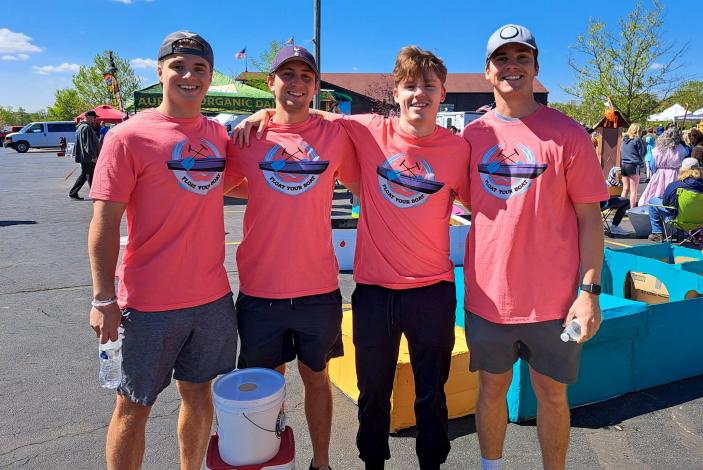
[647,103,686,122]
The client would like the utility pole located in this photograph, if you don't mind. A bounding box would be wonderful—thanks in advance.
[313,0,321,109]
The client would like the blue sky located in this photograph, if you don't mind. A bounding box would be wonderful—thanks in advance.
[1,0,700,112]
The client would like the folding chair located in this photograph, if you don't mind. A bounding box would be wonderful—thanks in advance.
[650,188,703,245]
[601,186,622,234]
[668,188,703,245]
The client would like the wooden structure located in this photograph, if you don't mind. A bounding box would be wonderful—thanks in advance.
[592,110,630,179]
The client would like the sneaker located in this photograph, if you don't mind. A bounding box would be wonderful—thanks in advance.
[609,225,631,236]
[648,233,664,242]
[309,462,332,470]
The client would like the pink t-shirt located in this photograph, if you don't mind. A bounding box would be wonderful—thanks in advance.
[461,105,609,324]
[225,115,358,299]
[338,114,471,289]
[90,109,231,312]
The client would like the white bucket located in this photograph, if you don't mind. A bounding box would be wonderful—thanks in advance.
[212,368,286,466]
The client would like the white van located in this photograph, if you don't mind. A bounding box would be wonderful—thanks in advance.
[3,121,77,153]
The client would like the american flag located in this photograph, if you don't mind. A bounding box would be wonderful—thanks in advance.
[235,48,246,60]
[285,37,294,45]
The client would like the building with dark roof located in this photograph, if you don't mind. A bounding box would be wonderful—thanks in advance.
[237,72,549,114]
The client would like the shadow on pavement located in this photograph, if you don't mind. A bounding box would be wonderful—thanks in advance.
[0,220,37,227]
[516,374,703,429]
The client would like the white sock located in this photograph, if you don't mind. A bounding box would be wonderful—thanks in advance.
[481,456,503,470]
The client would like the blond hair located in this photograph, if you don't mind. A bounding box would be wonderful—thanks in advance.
[393,46,447,86]
[626,123,641,138]
[678,168,703,181]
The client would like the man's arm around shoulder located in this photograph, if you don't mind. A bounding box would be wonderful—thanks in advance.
[88,200,126,343]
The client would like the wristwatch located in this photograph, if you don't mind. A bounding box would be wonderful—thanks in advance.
[580,283,601,295]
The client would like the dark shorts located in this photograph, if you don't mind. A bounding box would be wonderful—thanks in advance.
[235,289,343,372]
[465,311,582,384]
[118,293,238,406]
[620,163,640,177]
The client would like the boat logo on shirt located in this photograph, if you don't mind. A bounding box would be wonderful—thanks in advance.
[166,138,225,195]
[377,153,444,208]
[478,143,547,199]
[258,141,329,196]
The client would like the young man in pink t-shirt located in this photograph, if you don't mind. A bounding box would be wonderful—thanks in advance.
[225,46,359,470]
[461,25,608,470]
[234,46,470,470]
[88,32,237,470]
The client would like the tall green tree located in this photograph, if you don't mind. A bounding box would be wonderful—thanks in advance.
[47,89,86,120]
[0,106,47,126]
[658,81,703,112]
[72,51,142,108]
[565,0,687,123]
[250,40,286,73]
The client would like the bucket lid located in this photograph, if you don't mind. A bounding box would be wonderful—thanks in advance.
[213,368,285,407]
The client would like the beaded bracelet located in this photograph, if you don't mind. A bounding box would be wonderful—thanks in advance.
[91,296,117,307]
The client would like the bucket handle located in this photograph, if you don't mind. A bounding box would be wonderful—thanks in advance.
[242,407,286,438]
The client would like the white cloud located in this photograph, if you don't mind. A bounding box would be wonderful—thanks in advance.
[130,58,158,69]
[113,0,133,4]
[2,54,30,61]
[0,28,41,54]
[650,63,664,70]
[32,63,81,75]
[352,66,360,71]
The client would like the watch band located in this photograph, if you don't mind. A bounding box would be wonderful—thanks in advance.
[580,283,601,295]
[91,296,117,307]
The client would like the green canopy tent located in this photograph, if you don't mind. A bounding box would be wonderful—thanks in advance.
[128,71,275,114]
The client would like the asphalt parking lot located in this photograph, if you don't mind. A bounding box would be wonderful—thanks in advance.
[1,146,702,469]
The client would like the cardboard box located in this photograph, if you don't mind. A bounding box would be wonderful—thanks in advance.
[328,310,479,431]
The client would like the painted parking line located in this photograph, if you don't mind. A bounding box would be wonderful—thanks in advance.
[342,303,352,310]
[605,238,634,248]
[225,241,241,246]
[224,209,246,214]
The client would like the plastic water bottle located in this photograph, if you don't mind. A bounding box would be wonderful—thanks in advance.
[560,320,581,342]
[99,334,123,389]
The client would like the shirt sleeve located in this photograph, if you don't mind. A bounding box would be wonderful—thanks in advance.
[453,139,472,207]
[332,127,360,187]
[89,132,137,203]
[224,139,246,192]
[565,128,609,204]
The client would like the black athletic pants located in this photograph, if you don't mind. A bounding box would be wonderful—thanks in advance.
[352,281,456,470]
[69,162,95,198]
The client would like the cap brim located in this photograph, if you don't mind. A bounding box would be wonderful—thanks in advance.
[272,57,319,76]
[487,41,537,60]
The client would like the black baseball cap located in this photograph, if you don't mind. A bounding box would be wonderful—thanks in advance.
[158,31,214,68]
[84,110,97,118]
[270,45,319,77]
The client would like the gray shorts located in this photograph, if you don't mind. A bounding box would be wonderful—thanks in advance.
[465,310,582,384]
[235,289,343,372]
[118,293,238,406]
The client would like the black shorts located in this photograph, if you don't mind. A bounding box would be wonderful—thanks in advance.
[620,163,640,177]
[235,289,343,372]
[465,311,582,384]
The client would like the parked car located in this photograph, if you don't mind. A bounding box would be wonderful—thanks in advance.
[3,121,76,153]
[0,125,23,141]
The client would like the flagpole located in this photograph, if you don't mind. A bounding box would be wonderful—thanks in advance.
[245,52,248,73]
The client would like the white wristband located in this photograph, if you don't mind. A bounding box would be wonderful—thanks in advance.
[91,296,117,307]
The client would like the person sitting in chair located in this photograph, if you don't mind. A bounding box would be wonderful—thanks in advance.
[602,167,631,236]
[648,158,703,242]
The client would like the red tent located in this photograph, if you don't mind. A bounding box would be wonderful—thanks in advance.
[75,105,126,123]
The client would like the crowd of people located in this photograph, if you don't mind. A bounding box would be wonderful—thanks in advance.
[85,25,611,470]
[590,121,703,240]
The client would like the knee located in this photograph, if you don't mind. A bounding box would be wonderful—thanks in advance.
[532,380,568,408]
[177,381,213,407]
[114,395,151,425]
[478,373,512,402]
[298,363,330,391]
